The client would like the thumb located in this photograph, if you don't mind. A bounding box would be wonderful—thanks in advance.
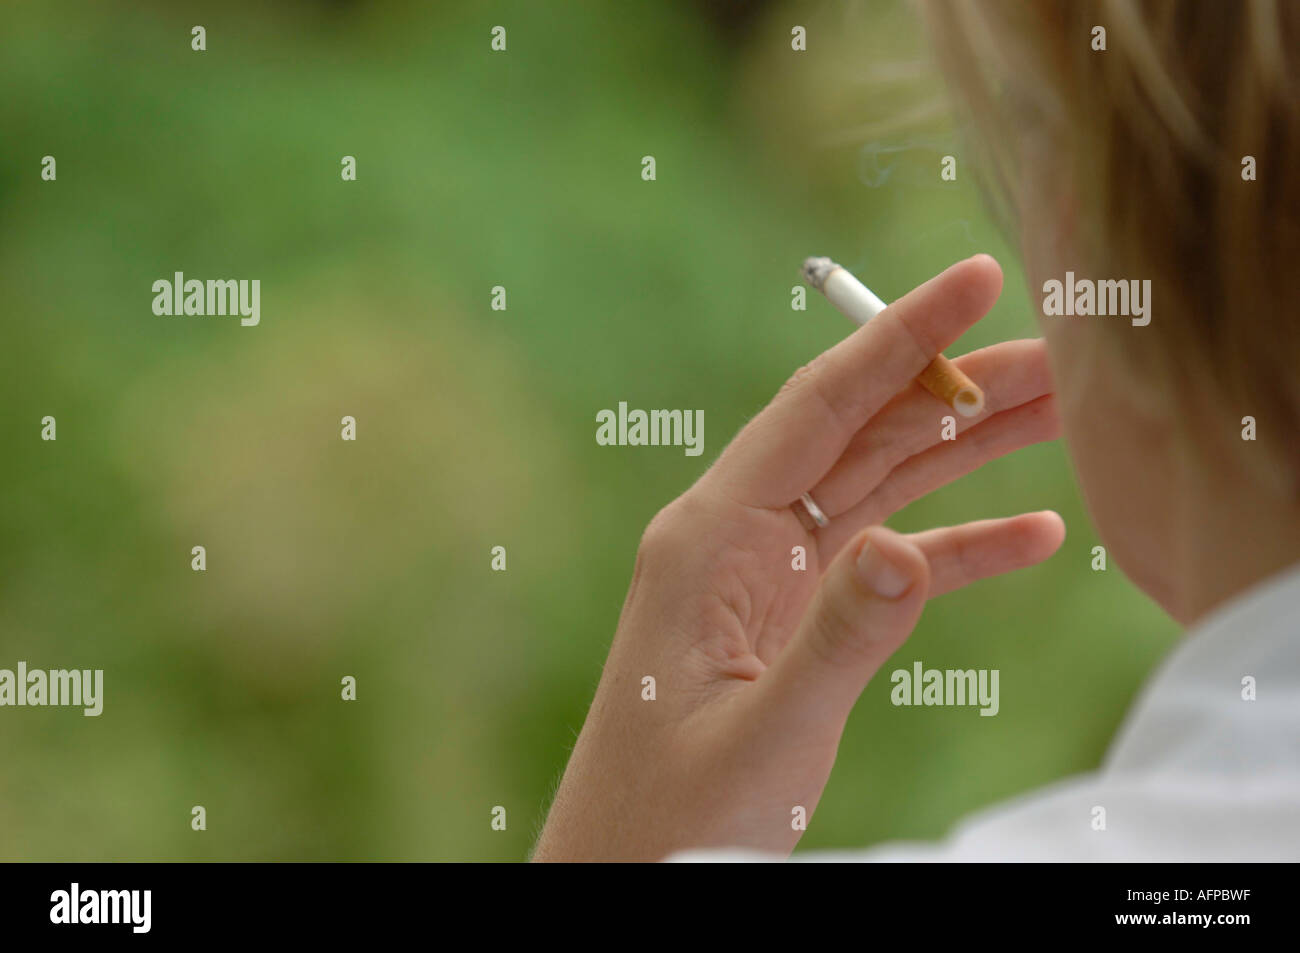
[761,526,930,726]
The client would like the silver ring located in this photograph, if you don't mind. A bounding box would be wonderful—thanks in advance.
[797,492,829,528]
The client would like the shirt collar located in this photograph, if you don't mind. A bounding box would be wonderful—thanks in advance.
[1104,560,1300,776]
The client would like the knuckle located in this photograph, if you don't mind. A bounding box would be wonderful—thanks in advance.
[637,498,690,563]
[805,585,863,664]
[782,354,863,433]
[778,360,819,398]
[805,604,854,669]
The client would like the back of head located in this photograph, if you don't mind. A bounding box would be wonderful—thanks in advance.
[922,0,1300,492]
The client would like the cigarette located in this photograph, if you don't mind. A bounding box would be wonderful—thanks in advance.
[801,257,985,417]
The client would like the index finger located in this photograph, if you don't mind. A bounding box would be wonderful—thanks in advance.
[705,254,1004,509]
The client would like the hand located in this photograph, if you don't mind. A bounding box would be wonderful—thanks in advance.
[532,255,1064,862]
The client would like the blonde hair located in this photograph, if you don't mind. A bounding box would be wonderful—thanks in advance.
[921,0,1300,488]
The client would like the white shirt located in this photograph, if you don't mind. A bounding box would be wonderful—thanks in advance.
[675,563,1300,862]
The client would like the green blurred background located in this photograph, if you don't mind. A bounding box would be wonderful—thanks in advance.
[0,0,1177,860]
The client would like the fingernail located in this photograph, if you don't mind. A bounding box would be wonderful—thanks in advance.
[857,541,912,599]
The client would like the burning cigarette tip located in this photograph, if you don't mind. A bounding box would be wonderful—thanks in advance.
[801,256,836,291]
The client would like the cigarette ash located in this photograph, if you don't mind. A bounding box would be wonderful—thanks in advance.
[801,256,837,291]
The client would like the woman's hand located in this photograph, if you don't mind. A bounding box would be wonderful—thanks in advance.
[532,255,1064,862]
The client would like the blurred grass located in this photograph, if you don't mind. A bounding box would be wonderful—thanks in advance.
[0,0,1177,860]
